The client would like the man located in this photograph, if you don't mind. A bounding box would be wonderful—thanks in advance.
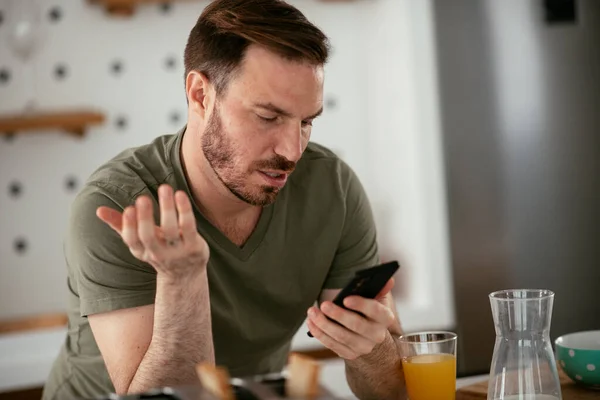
[43,0,406,399]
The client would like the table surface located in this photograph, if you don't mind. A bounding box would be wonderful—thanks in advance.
[455,369,599,400]
[6,328,592,399]
[0,328,489,396]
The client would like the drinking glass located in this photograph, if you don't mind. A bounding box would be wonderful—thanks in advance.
[398,331,458,400]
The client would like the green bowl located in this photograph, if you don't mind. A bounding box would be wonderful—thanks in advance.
[555,330,600,389]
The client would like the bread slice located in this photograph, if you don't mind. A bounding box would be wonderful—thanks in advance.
[285,353,321,399]
[196,362,235,400]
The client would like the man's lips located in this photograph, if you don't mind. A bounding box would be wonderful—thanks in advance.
[258,170,288,187]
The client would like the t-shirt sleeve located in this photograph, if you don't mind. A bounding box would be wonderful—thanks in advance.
[66,183,157,317]
[322,163,380,289]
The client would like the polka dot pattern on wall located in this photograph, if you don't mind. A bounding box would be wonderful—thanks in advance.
[8,181,23,198]
[115,115,128,131]
[65,176,79,192]
[0,68,10,85]
[54,63,69,80]
[325,96,338,110]
[111,60,124,76]
[14,237,28,255]
[164,55,177,71]
[48,6,63,23]
[159,2,173,14]
[0,0,365,323]
[170,111,182,125]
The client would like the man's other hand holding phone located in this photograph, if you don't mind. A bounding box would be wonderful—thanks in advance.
[306,261,400,360]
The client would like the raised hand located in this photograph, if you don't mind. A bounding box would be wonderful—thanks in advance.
[96,184,209,280]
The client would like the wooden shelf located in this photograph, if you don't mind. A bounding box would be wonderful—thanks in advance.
[0,312,67,335]
[88,0,355,17]
[0,109,106,138]
[88,0,196,16]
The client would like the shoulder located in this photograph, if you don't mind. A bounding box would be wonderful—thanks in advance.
[292,141,358,193]
[84,134,177,204]
[301,141,339,161]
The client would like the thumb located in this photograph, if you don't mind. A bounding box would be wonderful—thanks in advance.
[376,277,395,301]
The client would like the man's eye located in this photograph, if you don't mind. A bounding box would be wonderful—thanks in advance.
[302,120,313,127]
[258,114,277,123]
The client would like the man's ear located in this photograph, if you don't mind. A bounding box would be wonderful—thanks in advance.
[186,71,214,121]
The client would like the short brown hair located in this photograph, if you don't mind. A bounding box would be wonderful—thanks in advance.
[183,0,330,95]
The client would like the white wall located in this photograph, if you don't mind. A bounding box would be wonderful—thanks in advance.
[370,0,456,333]
[0,0,454,343]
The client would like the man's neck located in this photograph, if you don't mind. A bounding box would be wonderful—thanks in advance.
[180,125,261,231]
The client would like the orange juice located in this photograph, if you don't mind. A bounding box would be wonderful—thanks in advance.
[402,353,456,400]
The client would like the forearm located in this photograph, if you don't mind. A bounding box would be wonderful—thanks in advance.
[345,332,406,400]
[128,270,214,393]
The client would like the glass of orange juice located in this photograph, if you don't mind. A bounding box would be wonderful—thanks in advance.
[398,331,458,400]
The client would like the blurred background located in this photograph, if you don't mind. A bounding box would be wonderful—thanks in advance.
[0,0,598,398]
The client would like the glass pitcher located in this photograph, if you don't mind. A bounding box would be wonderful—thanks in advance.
[487,289,562,400]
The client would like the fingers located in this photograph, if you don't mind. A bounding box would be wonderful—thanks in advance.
[175,190,197,242]
[136,196,159,252]
[306,315,358,360]
[100,188,200,267]
[96,206,123,233]
[307,306,373,358]
[158,185,179,243]
[376,277,395,300]
[98,201,172,244]
[320,301,380,341]
[344,296,396,328]
[121,206,145,258]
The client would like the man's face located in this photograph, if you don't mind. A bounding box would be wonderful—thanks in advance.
[201,45,324,206]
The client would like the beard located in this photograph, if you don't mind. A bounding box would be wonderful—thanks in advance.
[201,105,296,206]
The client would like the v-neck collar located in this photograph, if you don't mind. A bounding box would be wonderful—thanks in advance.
[168,126,275,261]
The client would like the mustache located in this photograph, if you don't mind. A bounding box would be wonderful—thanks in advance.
[254,155,296,173]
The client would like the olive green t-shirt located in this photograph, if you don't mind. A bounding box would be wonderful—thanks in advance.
[43,127,379,399]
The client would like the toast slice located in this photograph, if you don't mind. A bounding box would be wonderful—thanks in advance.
[196,362,235,400]
[285,353,321,399]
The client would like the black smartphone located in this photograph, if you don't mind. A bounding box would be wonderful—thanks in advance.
[307,260,400,337]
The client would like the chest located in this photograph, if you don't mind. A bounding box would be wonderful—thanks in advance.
[213,211,262,247]
[205,212,344,324]
[202,197,347,369]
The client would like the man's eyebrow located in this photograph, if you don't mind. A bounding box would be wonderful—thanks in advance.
[254,102,293,118]
[254,102,323,120]
[307,107,323,120]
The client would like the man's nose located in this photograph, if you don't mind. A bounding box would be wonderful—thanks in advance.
[273,122,303,163]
